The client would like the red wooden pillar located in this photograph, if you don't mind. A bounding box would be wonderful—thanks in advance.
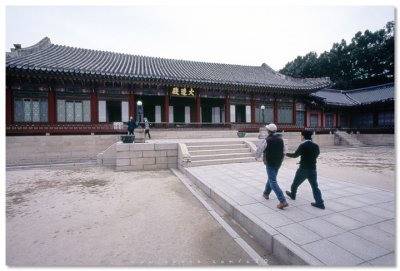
[225,95,230,127]
[292,100,296,126]
[336,109,340,128]
[164,93,169,125]
[48,88,56,124]
[305,110,309,127]
[6,87,13,124]
[321,110,325,127]
[273,100,279,124]
[250,95,255,124]
[129,93,135,119]
[196,94,201,128]
[91,89,98,124]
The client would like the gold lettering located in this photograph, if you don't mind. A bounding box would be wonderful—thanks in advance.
[188,88,195,96]
[180,87,187,96]
[172,87,180,95]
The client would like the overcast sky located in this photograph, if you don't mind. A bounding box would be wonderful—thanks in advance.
[5,5,395,71]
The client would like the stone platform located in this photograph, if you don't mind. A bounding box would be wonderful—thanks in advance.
[180,162,395,266]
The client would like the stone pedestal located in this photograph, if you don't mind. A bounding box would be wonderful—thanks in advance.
[134,128,145,143]
[115,142,178,171]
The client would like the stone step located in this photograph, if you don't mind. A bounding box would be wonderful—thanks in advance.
[189,148,251,156]
[191,152,253,161]
[335,131,365,147]
[187,143,248,151]
[190,157,256,167]
[186,141,246,146]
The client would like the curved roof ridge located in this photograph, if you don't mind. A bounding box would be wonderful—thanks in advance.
[344,82,395,93]
[7,37,52,58]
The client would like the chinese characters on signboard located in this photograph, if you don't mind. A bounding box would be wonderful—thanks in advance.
[171,87,195,97]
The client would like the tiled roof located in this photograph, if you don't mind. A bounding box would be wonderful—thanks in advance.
[6,37,331,91]
[346,83,394,104]
[311,89,355,106]
[313,82,394,106]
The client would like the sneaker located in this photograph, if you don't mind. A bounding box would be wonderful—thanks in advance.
[277,201,289,209]
[311,202,325,209]
[263,193,269,200]
[285,191,295,200]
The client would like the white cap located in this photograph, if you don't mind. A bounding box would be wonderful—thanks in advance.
[265,123,277,133]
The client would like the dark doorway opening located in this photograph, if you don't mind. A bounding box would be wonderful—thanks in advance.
[236,105,246,123]
[174,106,185,123]
[143,105,155,122]
[107,101,121,122]
[202,107,212,123]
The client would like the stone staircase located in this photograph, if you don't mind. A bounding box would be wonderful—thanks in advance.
[334,131,365,147]
[185,141,255,167]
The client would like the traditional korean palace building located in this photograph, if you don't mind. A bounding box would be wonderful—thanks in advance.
[311,83,394,132]
[5,37,394,135]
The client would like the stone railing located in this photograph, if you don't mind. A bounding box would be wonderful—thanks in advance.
[6,123,124,134]
[177,143,191,169]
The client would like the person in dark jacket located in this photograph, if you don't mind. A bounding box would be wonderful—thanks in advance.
[285,130,325,209]
[262,123,288,209]
[127,116,137,135]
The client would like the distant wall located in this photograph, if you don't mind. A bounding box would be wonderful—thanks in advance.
[6,130,236,165]
[278,132,336,150]
[280,132,394,149]
[7,131,391,165]
[352,134,394,146]
[6,135,119,165]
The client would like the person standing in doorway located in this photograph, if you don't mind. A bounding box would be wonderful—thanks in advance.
[285,130,325,209]
[144,117,151,139]
[127,116,136,135]
[262,123,288,209]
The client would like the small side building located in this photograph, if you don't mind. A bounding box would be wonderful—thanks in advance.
[311,83,394,133]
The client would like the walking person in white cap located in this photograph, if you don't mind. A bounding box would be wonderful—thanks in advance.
[262,123,289,209]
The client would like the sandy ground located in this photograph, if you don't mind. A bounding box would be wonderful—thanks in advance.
[6,167,256,266]
[6,146,395,266]
[283,146,395,192]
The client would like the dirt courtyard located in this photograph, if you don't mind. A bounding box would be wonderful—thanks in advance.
[6,167,255,266]
[6,146,395,266]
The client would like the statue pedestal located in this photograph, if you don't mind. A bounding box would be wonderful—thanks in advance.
[134,128,145,143]
[121,135,135,143]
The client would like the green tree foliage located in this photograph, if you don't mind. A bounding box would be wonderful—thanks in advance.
[279,21,394,89]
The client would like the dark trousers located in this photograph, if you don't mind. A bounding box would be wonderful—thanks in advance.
[290,168,324,204]
[128,129,134,135]
[145,129,151,139]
